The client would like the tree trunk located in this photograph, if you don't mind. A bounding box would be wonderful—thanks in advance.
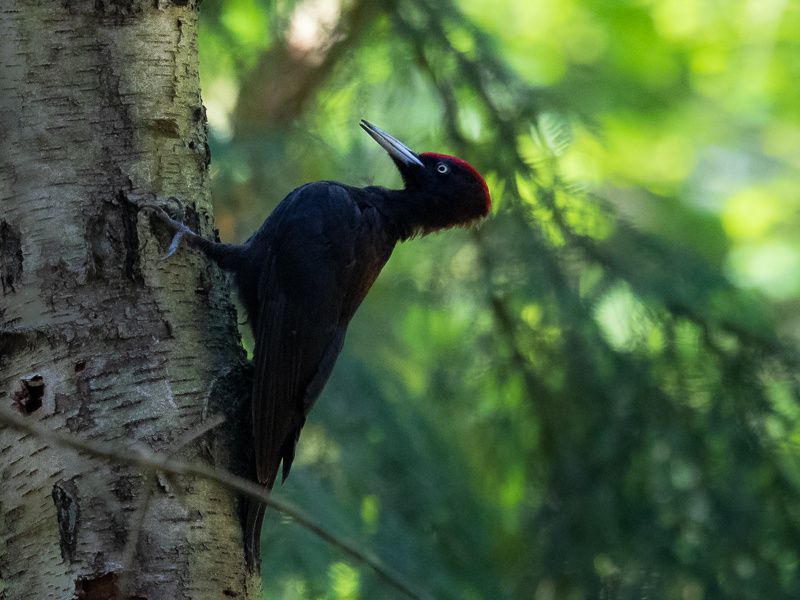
[0,1,257,598]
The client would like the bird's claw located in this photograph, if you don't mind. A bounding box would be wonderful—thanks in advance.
[163,223,193,260]
[123,193,195,260]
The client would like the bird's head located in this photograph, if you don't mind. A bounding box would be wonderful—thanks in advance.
[360,120,491,229]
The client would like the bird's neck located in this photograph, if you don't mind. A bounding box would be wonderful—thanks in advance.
[369,187,446,241]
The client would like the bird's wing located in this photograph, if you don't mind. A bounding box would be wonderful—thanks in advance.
[251,185,359,488]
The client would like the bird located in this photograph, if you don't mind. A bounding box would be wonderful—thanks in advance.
[142,120,491,568]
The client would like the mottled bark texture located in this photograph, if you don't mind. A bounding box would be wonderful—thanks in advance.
[0,1,257,598]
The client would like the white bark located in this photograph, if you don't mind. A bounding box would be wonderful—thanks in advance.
[0,1,257,597]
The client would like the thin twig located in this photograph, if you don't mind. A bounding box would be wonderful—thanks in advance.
[0,407,429,600]
[119,414,227,594]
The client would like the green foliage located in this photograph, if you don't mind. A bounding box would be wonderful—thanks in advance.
[200,0,800,597]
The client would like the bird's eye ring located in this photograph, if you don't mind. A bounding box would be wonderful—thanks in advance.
[436,163,449,174]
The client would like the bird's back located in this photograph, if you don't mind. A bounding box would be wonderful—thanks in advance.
[242,181,397,489]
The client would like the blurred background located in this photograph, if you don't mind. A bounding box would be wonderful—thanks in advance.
[198,1,800,598]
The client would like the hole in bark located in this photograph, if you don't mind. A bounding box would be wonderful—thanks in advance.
[222,590,239,597]
[75,360,87,373]
[73,572,146,600]
[0,220,23,294]
[11,375,44,414]
[74,572,118,599]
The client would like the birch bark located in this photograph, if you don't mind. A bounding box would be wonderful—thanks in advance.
[0,1,256,597]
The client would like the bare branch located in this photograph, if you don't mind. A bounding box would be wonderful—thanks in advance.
[235,0,383,131]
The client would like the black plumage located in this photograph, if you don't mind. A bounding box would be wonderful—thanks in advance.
[147,120,491,567]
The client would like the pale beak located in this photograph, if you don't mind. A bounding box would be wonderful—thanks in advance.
[360,119,425,168]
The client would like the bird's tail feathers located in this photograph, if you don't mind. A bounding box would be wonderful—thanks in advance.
[243,499,267,572]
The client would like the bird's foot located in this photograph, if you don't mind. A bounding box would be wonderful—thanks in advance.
[124,193,198,259]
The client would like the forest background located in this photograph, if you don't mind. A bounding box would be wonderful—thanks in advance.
[195,0,800,598]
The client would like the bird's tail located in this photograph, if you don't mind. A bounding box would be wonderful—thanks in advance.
[243,449,285,570]
[243,498,267,572]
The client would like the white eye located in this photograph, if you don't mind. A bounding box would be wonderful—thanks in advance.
[436,163,449,174]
